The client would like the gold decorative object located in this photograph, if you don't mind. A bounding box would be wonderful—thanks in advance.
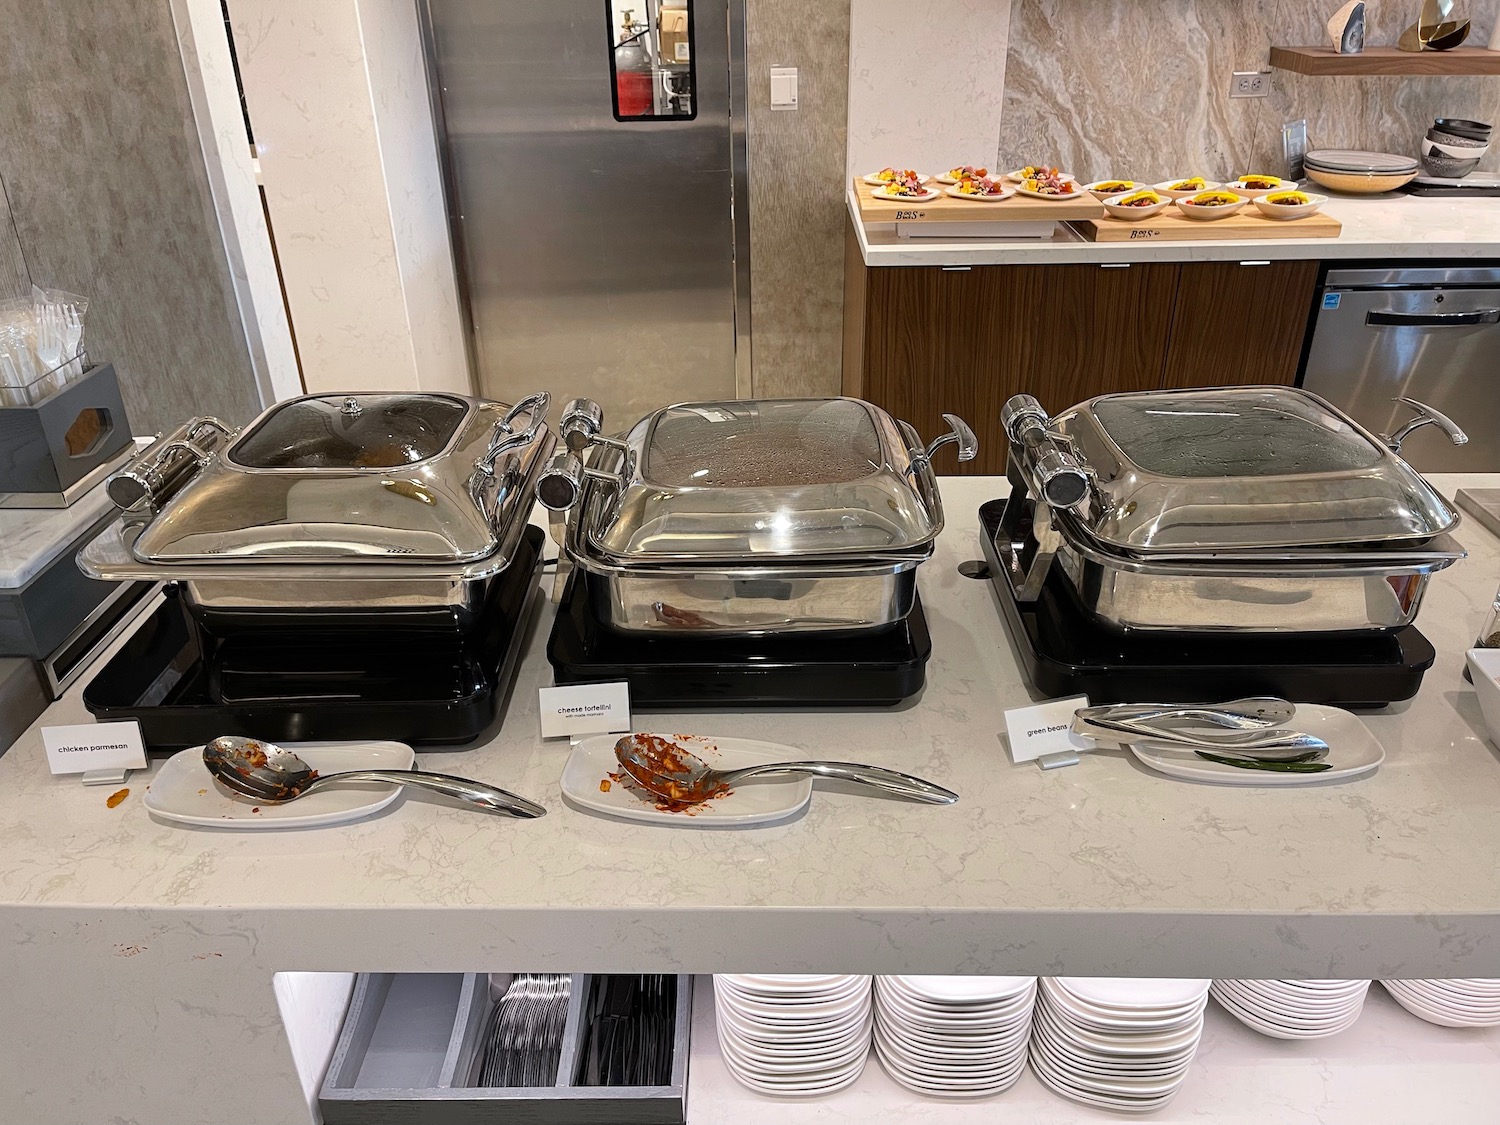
[1328,1,1366,53]
[1398,0,1471,50]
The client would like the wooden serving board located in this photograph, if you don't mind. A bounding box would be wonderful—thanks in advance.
[851,178,1104,224]
[1071,209,1342,242]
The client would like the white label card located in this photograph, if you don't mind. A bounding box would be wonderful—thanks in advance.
[42,721,148,775]
[539,681,632,739]
[1003,695,1092,765]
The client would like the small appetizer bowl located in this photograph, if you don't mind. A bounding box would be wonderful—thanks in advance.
[1085,179,1139,200]
[1227,175,1298,200]
[1008,167,1077,184]
[1253,190,1329,220]
[1175,191,1248,220]
[1101,189,1171,220]
[1154,178,1224,200]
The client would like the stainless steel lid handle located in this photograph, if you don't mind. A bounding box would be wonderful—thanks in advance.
[536,451,586,511]
[1033,449,1090,508]
[998,394,1090,509]
[908,412,979,475]
[558,397,604,454]
[1383,395,1470,454]
[106,415,232,511]
[1000,394,1049,441]
[474,391,551,478]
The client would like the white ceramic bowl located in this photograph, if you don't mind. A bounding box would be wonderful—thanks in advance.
[1227,176,1298,199]
[1102,190,1172,220]
[1424,136,1491,160]
[1467,649,1500,745]
[1175,193,1249,220]
[1084,178,1140,200]
[1154,177,1223,200]
[1253,190,1330,220]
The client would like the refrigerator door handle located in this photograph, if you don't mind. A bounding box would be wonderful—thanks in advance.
[1366,308,1500,327]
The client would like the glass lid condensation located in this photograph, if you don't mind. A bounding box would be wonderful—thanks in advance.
[230,394,469,470]
[1072,387,1459,552]
[592,398,941,559]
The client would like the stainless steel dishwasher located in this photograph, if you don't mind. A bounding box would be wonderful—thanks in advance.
[1302,266,1498,471]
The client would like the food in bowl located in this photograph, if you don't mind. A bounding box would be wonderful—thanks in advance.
[1115,189,1162,207]
[1263,190,1312,206]
[947,164,988,181]
[1101,188,1171,220]
[1022,168,1078,195]
[1169,177,1208,192]
[1181,190,1241,207]
[1253,190,1328,220]
[1237,174,1282,191]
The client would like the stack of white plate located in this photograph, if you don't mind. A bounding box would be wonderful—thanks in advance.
[1030,977,1209,1113]
[712,974,873,1096]
[1210,978,1370,1038]
[1382,978,1500,1027]
[872,975,1036,1097]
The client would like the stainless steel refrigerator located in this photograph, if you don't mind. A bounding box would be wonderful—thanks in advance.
[1303,266,1499,472]
[419,0,749,421]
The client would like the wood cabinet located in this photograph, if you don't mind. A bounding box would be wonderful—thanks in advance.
[842,220,1321,474]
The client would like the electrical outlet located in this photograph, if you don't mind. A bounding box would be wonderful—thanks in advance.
[1230,70,1270,98]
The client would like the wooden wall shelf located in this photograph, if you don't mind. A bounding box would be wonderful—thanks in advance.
[1270,45,1500,76]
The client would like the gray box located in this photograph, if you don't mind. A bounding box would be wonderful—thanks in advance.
[0,506,120,658]
[0,364,132,495]
[320,973,691,1125]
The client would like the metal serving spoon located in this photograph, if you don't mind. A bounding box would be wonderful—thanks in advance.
[613,734,958,806]
[203,735,546,818]
[1077,696,1295,731]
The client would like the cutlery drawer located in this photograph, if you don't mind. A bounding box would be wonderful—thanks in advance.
[320,972,691,1125]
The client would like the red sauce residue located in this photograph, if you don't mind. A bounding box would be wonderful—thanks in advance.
[613,737,733,813]
[599,779,612,793]
[106,788,130,808]
[251,807,261,814]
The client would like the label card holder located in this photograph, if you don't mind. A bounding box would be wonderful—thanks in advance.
[1003,695,1091,767]
[42,721,148,781]
[539,681,632,741]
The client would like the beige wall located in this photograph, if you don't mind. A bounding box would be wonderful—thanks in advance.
[746,0,852,398]
[999,0,1500,180]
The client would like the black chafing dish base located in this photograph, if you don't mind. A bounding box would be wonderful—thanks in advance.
[548,570,930,707]
[978,500,1436,707]
[80,527,544,751]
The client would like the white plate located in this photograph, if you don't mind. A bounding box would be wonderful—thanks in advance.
[887,975,1035,1004]
[1129,705,1384,786]
[561,733,813,826]
[144,741,415,829]
[1007,168,1077,184]
[1053,977,1210,1010]
[725,974,860,994]
[870,185,942,202]
[863,171,932,186]
[1013,184,1086,201]
[944,184,1015,202]
[935,167,993,185]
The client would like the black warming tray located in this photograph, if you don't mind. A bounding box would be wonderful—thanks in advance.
[320,972,691,1125]
[548,568,929,706]
[81,526,543,750]
[978,500,1435,707]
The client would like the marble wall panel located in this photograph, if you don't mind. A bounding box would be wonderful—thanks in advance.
[0,0,262,432]
[747,0,852,398]
[999,0,1500,182]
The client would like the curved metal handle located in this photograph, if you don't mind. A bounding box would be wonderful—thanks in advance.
[474,391,550,478]
[1382,395,1469,453]
[1367,308,1500,327]
[718,761,958,804]
[907,413,978,476]
[304,770,546,818]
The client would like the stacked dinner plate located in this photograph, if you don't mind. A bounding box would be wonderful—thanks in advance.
[1304,149,1418,194]
[872,975,1036,1097]
[1210,978,1371,1038]
[1030,977,1209,1113]
[1381,978,1500,1027]
[712,974,873,1096]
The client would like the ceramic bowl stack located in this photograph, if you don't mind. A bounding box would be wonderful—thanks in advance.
[1305,150,1418,194]
[1422,118,1491,179]
[1210,978,1371,1038]
[1381,978,1500,1027]
[1029,977,1209,1113]
[872,975,1036,1097]
[712,974,873,1096]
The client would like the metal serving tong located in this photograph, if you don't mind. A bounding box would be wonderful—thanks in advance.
[1071,698,1330,761]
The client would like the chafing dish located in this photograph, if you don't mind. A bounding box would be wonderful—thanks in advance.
[998,386,1465,633]
[78,390,554,629]
[539,396,976,634]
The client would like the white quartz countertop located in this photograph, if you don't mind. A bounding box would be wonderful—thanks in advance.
[0,485,113,588]
[852,190,1500,266]
[2,476,1500,981]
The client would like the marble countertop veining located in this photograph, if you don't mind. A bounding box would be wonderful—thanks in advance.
[0,485,114,589]
[0,477,1499,981]
[851,190,1500,266]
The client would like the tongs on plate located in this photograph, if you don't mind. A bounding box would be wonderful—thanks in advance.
[1071,698,1329,761]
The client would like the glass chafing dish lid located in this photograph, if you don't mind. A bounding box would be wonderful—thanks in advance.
[1055,386,1460,553]
[587,398,942,560]
[131,393,511,564]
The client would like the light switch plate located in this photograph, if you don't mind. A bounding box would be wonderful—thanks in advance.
[770,66,798,109]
